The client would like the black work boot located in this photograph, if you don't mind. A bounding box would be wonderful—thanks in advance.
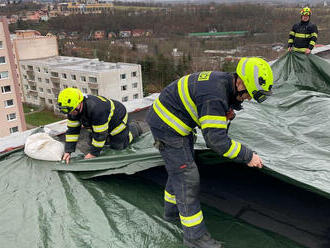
[163,213,180,223]
[183,232,223,248]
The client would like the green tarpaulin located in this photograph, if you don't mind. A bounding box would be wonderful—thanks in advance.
[1,52,330,247]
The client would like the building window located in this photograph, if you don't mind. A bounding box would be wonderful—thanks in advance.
[88,77,97,83]
[81,76,86,82]
[120,74,126,80]
[45,79,50,84]
[48,99,52,104]
[0,41,3,49]
[39,87,43,92]
[36,67,41,72]
[24,84,29,90]
[33,96,37,100]
[51,72,58,77]
[71,74,76,80]
[122,96,128,102]
[23,75,27,79]
[4,99,14,107]
[133,94,139,99]
[22,65,26,70]
[10,126,19,134]
[91,89,98,95]
[121,85,127,91]
[0,56,6,64]
[132,71,137,77]
[27,65,33,70]
[38,77,42,82]
[7,113,16,121]
[82,88,87,94]
[0,71,9,79]
[44,68,48,73]
[63,84,68,89]
[132,82,138,88]
[47,89,51,93]
[1,85,11,93]
[62,73,67,79]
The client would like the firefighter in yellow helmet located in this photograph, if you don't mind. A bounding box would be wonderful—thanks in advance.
[58,88,142,164]
[288,7,318,54]
[146,57,273,248]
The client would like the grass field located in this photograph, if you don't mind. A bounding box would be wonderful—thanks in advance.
[25,110,64,127]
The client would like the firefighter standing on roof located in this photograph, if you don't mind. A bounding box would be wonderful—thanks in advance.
[57,88,142,164]
[146,57,274,248]
[288,7,318,54]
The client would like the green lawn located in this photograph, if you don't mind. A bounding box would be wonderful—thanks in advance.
[23,104,36,113]
[25,110,65,127]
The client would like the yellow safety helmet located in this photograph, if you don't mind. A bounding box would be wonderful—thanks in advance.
[57,88,84,114]
[300,7,311,16]
[236,57,273,103]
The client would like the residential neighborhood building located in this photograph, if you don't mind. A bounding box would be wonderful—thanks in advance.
[19,56,143,113]
[0,18,26,137]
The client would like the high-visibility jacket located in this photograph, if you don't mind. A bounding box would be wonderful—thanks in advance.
[65,95,127,156]
[288,21,318,52]
[147,71,253,164]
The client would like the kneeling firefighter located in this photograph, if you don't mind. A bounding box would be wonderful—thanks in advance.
[58,88,142,164]
[146,57,274,248]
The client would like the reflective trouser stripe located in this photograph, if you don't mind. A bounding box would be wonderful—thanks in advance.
[164,190,176,204]
[310,41,316,46]
[293,47,307,52]
[67,120,80,128]
[92,99,115,133]
[129,131,133,143]
[153,98,192,136]
[311,32,318,38]
[66,134,79,142]
[110,112,128,136]
[288,39,293,43]
[180,211,203,227]
[92,138,105,148]
[199,115,227,129]
[223,140,241,159]
[178,75,200,127]
[289,31,295,36]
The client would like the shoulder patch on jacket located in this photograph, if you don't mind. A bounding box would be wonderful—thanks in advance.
[198,71,212,81]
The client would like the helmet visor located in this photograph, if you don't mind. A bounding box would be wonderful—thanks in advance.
[252,90,272,103]
[59,106,73,114]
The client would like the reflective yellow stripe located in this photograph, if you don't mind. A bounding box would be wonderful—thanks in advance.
[180,211,203,227]
[110,112,128,136]
[129,131,133,143]
[178,75,200,127]
[164,190,176,204]
[288,39,294,43]
[67,120,80,128]
[153,98,192,136]
[92,138,105,148]
[97,96,107,102]
[293,47,307,52]
[311,32,318,38]
[289,31,295,36]
[66,134,79,142]
[92,100,115,133]
[223,140,241,159]
[309,41,316,46]
[294,33,312,38]
[199,115,227,130]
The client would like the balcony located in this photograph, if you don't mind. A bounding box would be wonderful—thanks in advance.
[88,82,99,89]
[52,88,60,95]
[50,77,60,84]
[27,80,36,86]
[28,90,38,96]
[26,70,34,78]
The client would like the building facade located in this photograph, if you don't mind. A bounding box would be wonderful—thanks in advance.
[19,56,143,112]
[0,18,26,137]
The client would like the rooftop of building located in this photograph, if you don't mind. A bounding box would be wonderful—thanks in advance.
[20,56,139,73]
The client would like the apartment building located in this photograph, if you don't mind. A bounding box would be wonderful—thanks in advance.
[19,56,143,112]
[0,18,26,137]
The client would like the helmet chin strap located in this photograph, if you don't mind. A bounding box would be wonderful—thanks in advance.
[233,73,249,97]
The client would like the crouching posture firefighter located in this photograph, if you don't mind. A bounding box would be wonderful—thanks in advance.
[146,57,273,248]
[58,88,142,164]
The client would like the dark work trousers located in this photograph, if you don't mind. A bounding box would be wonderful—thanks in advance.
[150,126,207,240]
[106,121,141,150]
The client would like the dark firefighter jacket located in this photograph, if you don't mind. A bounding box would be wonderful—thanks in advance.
[65,95,127,156]
[147,71,253,164]
[288,20,318,52]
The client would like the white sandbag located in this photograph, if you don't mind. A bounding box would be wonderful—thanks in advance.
[24,133,64,161]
